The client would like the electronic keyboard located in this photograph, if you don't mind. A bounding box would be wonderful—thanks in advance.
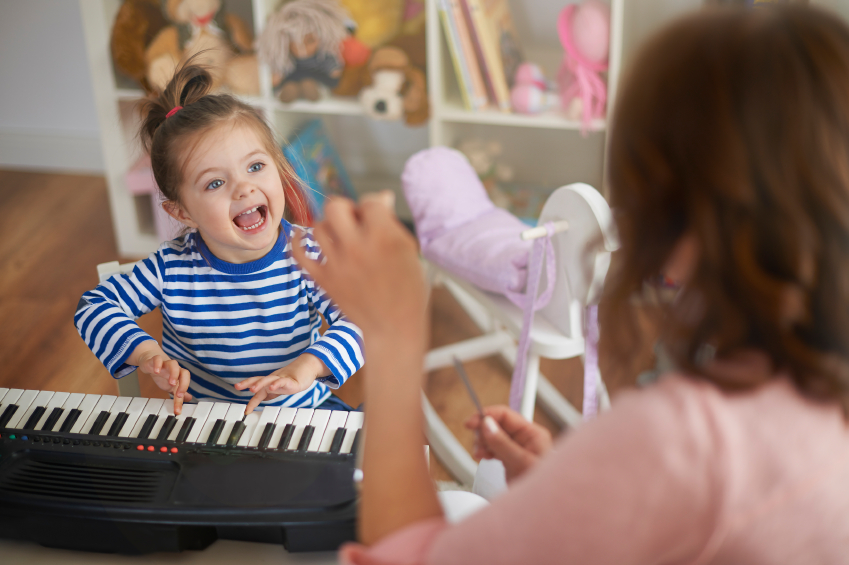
[0,388,363,554]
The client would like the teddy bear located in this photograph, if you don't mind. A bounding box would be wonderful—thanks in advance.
[110,0,169,93]
[137,0,259,95]
[359,45,428,126]
[258,0,350,103]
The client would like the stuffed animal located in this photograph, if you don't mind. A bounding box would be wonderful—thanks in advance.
[456,139,514,210]
[510,63,560,115]
[138,0,259,95]
[110,0,169,93]
[258,0,349,103]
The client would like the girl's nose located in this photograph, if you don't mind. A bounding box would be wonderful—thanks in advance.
[233,180,255,199]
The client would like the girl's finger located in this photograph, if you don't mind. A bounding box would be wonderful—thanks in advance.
[234,376,262,390]
[249,375,283,393]
[244,388,268,415]
[153,355,163,375]
[268,376,298,393]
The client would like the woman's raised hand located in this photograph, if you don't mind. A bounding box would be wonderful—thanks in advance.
[465,405,553,482]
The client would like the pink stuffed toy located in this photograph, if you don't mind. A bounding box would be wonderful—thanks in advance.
[510,63,560,114]
[558,0,610,132]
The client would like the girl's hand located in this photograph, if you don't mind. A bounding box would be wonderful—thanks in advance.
[465,405,553,482]
[235,353,326,414]
[136,348,192,415]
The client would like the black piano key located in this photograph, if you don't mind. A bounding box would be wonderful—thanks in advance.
[329,427,346,454]
[175,417,195,442]
[297,425,315,451]
[137,413,158,439]
[43,407,64,431]
[87,411,110,435]
[107,412,129,436]
[22,406,47,430]
[352,429,362,453]
[226,421,246,446]
[156,415,177,440]
[206,419,225,445]
[0,405,19,428]
[277,424,295,450]
[257,423,276,449]
[59,409,81,433]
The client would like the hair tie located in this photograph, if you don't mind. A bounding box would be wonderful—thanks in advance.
[166,106,183,119]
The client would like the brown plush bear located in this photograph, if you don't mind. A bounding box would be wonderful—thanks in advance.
[359,46,428,126]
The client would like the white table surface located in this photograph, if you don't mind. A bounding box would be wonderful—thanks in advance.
[0,538,338,564]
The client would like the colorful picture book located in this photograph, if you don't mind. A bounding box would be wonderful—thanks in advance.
[438,0,488,110]
[282,119,357,219]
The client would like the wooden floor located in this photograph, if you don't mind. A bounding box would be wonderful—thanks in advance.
[0,169,654,482]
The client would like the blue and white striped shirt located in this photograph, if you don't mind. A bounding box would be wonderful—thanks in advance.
[74,222,364,408]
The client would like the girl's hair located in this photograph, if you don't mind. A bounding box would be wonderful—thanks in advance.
[138,58,313,225]
[603,6,849,412]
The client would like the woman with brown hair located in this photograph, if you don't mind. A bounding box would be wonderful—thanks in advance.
[293,5,849,563]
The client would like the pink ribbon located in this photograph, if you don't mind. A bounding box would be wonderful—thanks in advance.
[557,5,608,134]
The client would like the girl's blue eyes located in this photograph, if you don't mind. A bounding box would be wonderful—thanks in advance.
[203,163,265,190]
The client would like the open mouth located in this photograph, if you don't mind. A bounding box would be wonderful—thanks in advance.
[233,205,268,232]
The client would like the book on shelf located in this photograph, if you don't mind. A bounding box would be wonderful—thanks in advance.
[461,0,524,113]
[282,119,357,220]
[439,0,489,110]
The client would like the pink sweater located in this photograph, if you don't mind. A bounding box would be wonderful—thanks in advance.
[341,361,849,564]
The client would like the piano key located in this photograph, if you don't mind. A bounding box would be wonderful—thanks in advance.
[98,396,132,436]
[277,423,296,449]
[339,411,364,454]
[319,411,349,452]
[127,398,164,438]
[306,409,332,452]
[42,407,65,432]
[297,426,315,451]
[284,409,314,450]
[117,397,150,437]
[156,415,177,440]
[22,406,47,430]
[226,421,246,446]
[68,394,102,434]
[6,390,42,429]
[0,405,19,428]
[206,419,225,445]
[328,427,346,454]
[236,412,261,447]
[0,388,9,404]
[18,390,56,430]
[215,404,247,446]
[351,429,362,453]
[79,396,117,434]
[247,406,280,447]
[267,407,298,449]
[167,404,197,441]
[107,412,129,437]
[184,402,216,443]
[87,411,110,435]
[256,422,275,449]
[33,392,69,431]
[52,393,85,432]
[136,414,158,439]
[149,403,176,440]
[0,389,24,428]
[194,403,230,444]
[175,417,196,443]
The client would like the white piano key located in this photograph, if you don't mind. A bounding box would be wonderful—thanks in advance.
[166,403,196,441]
[79,395,117,434]
[195,402,231,444]
[6,390,42,429]
[0,389,24,422]
[128,398,164,438]
[268,407,298,449]
[318,411,349,452]
[15,390,55,430]
[216,403,247,446]
[148,402,176,439]
[340,411,365,454]
[50,392,85,432]
[184,401,216,443]
[118,397,153,437]
[0,388,9,403]
[68,394,101,434]
[97,396,132,436]
[247,406,280,447]
[34,391,69,430]
[286,408,314,450]
[306,409,332,452]
[236,412,261,447]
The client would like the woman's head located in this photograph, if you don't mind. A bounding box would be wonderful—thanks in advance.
[139,60,312,262]
[604,6,849,408]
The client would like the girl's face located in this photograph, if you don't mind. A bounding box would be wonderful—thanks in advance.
[167,122,286,264]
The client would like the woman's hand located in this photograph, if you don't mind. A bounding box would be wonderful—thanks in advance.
[235,353,327,414]
[133,342,192,415]
[465,405,553,482]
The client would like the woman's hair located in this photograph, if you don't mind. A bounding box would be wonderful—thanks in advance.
[603,6,849,411]
[138,58,313,225]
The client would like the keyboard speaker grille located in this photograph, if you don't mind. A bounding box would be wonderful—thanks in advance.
[0,453,176,504]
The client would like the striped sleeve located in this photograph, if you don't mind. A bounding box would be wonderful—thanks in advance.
[74,250,166,378]
[297,229,365,388]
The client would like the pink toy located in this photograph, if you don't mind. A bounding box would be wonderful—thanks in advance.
[510,63,560,114]
[558,0,610,132]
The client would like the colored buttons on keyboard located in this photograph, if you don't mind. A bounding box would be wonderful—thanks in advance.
[171,447,178,453]
[137,445,144,451]
[160,446,167,453]
[147,445,154,451]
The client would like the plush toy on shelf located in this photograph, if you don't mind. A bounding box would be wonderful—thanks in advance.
[510,63,561,115]
[456,139,514,210]
[110,0,168,93]
[127,0,259,95]
[557,0,610,131]
[258,0,350,103]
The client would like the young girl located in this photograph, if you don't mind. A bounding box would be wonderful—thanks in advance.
[292,5,849,564]
[75,62,363,415]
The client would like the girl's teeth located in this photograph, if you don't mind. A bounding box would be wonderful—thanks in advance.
[237,206,259,217]
[240,215,265,231]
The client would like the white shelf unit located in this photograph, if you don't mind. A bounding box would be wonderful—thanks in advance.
[80,0,623,257]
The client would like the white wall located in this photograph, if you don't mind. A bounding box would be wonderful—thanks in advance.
[0,0,102,172]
